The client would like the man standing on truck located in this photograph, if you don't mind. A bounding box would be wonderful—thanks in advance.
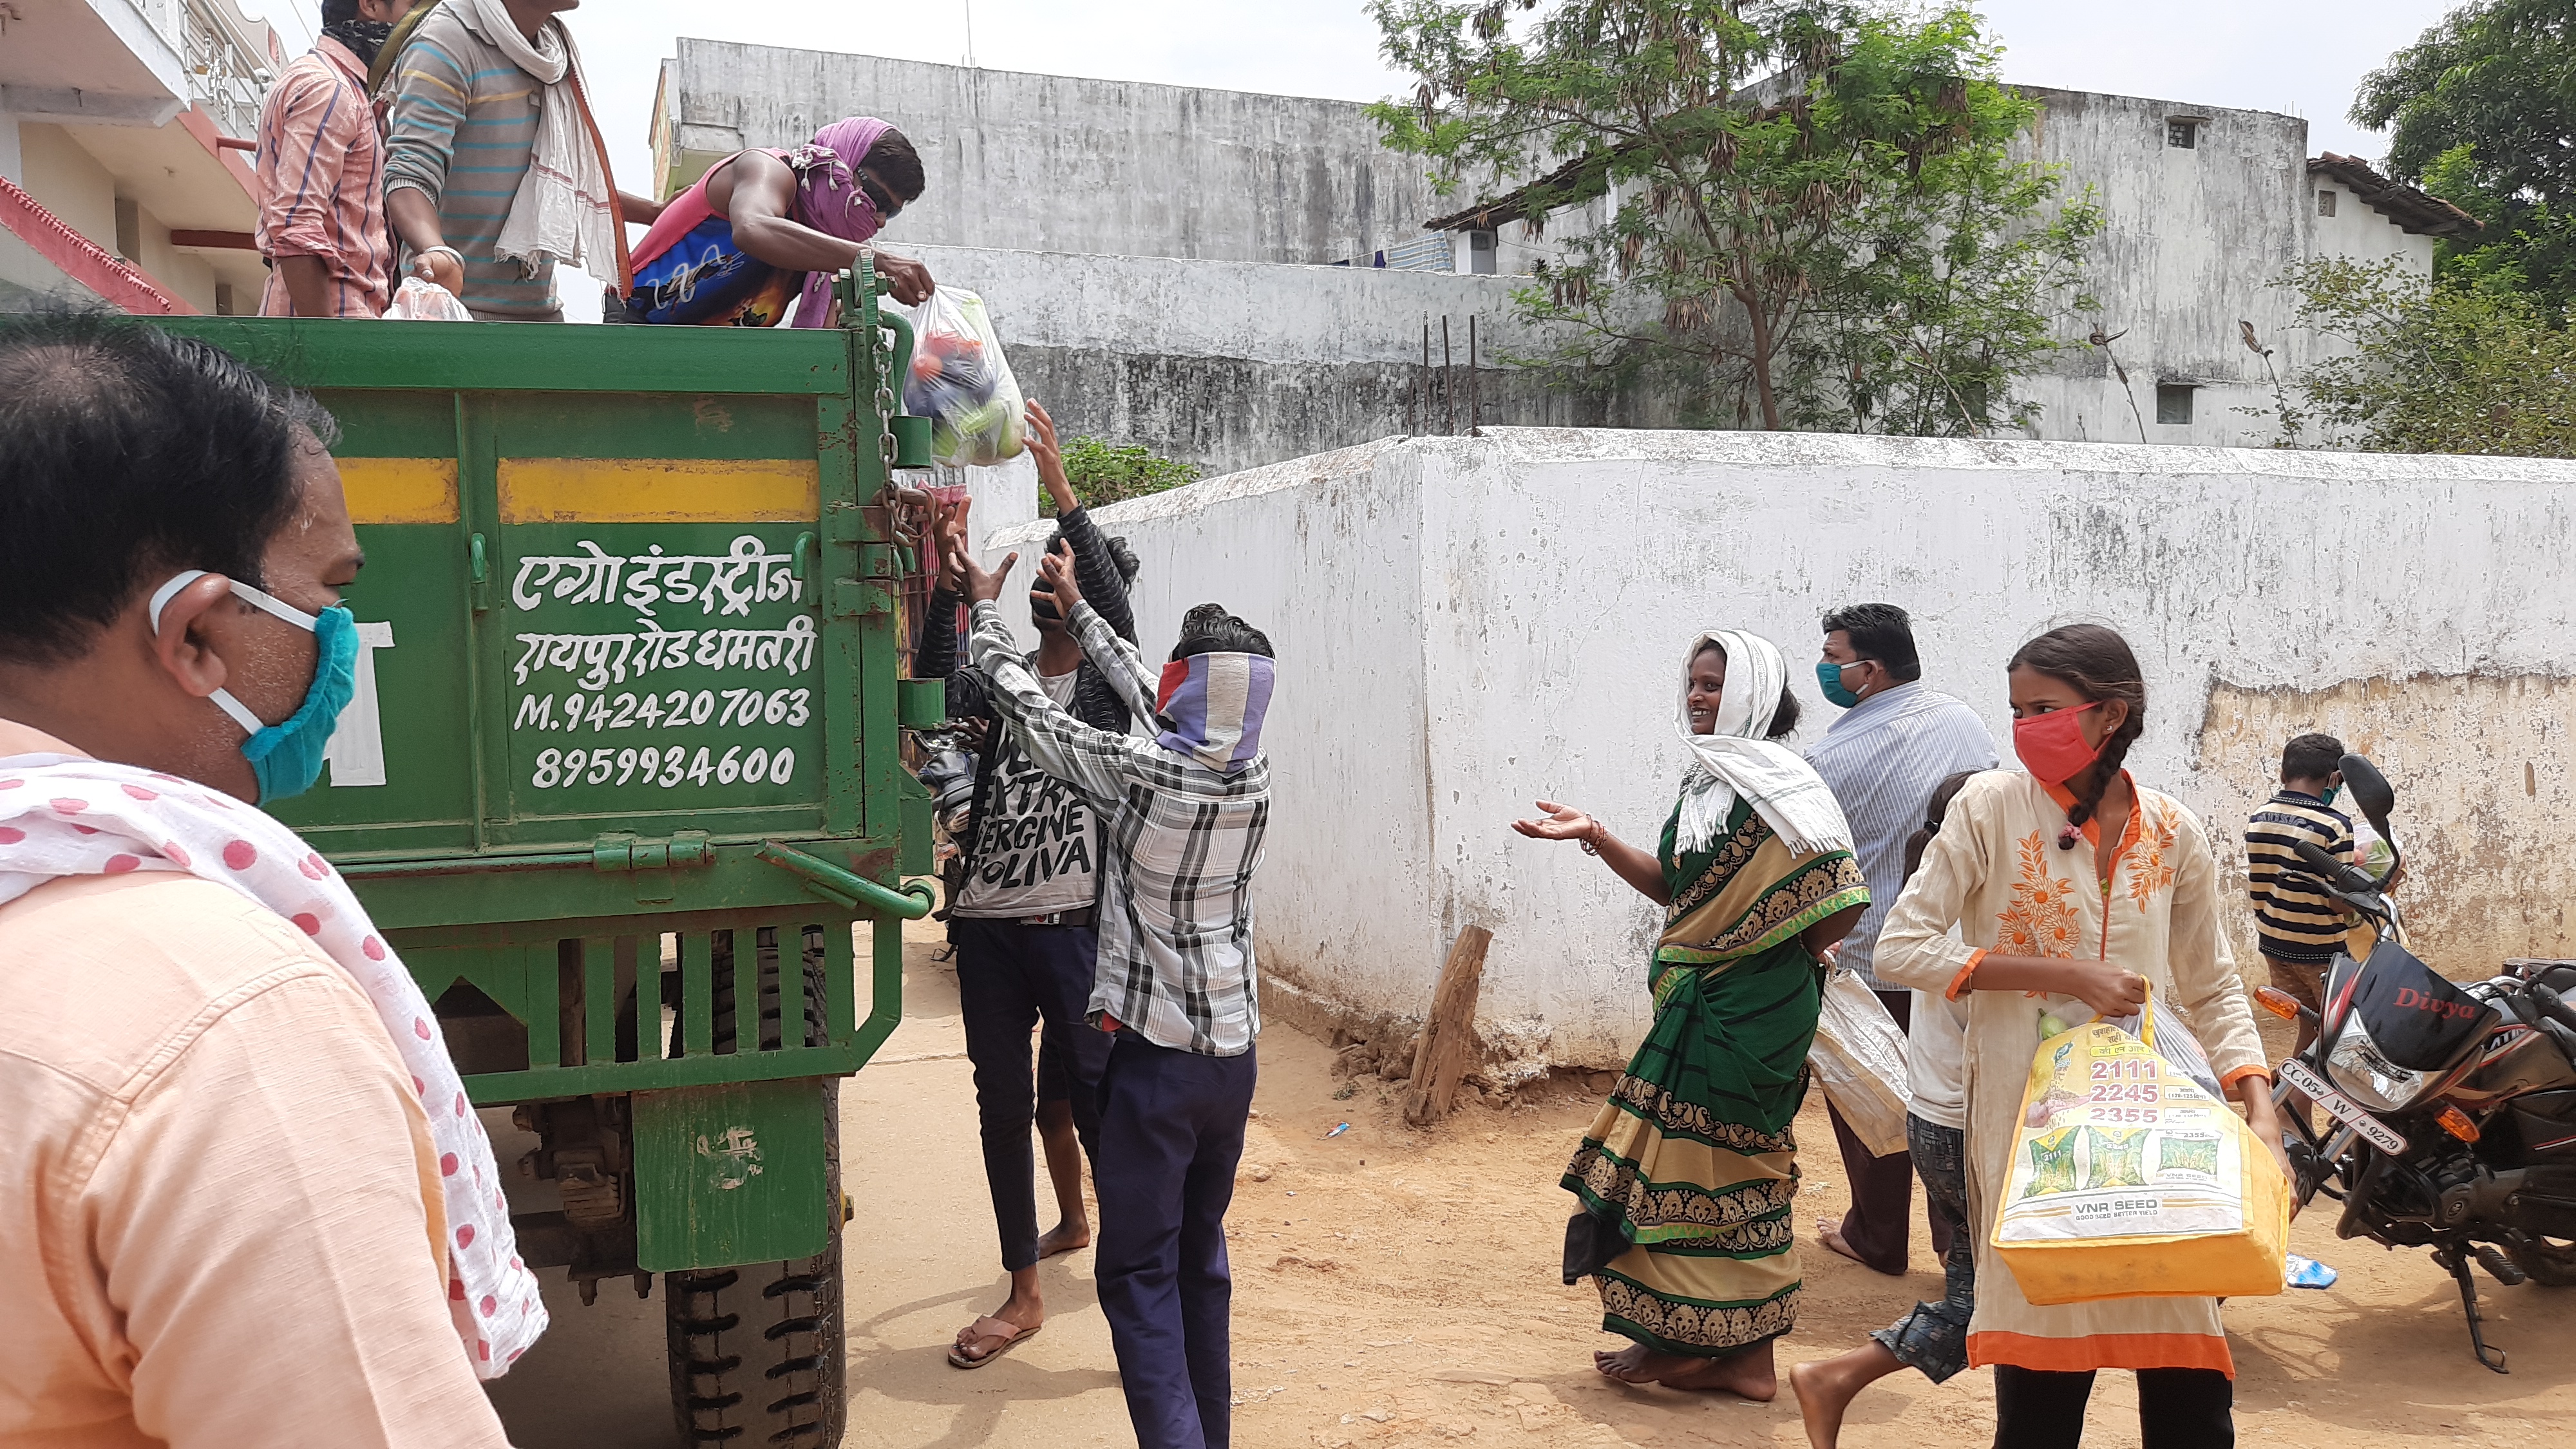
[253,0,422,317]
[0,312,530,1446]
[914,404,1141,1370]
[381,0,663,320]
[949,521,1274,1449]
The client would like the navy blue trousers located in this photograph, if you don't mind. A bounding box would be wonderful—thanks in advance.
[951,918,1111,1273]
[1094,1032,1258,1449]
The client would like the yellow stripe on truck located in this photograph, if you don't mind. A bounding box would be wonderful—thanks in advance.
[498,459,821,524]
[338,457,460,524]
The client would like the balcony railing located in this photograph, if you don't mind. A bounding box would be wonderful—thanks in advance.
[173,0,276,140]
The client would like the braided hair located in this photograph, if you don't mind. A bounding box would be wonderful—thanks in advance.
[1900,770,1983,881]
[2007,625,2146,848]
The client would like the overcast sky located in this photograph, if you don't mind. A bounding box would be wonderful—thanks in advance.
[269,1,2457,204]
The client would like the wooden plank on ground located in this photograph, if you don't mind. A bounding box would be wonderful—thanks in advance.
[1404,925,1493,1126]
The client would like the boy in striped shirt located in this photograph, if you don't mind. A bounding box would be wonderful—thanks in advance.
[2245,732,2357,1058]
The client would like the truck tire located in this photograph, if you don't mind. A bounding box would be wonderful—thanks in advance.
[667,928,846,1444]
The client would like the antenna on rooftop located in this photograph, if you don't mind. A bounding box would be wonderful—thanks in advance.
[963,0,977,68]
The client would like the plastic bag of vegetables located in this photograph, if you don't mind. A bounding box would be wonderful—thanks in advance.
[889,287,1026,467]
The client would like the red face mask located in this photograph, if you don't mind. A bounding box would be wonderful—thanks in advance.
[2012,701,2104,786]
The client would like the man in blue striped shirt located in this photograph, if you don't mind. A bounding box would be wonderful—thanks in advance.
[1804,603,1997,1277]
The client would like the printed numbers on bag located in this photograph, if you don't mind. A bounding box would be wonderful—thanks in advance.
[2091,1106,2162,1124]
[2089,1057,2159,1082]
[2089,1083,2162,1103]
[529,743,797,791]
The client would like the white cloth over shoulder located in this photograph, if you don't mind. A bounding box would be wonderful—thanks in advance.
[1674,629,1853,857]
[462,0,619,285]
[0,753,546,1376]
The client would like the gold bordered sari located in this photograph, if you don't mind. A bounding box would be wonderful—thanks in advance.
[1561,796,1869,1356]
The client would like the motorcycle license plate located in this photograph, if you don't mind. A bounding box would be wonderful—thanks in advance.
[2279,1058,2410,1154]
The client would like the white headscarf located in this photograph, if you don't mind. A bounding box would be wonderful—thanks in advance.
[461,0,622,285]
[1673,629,1855,857]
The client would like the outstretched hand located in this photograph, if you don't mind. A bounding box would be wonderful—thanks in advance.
[1037,547,1084,620]
[1511,799,1600,845]
[932,494,972,596]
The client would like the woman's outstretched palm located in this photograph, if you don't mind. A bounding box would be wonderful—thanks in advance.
[1513,800,1596,842]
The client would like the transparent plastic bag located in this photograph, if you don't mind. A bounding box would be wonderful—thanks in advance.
[1810,965,1912,1156]
[382,276,474,321]
[892,287,1025,466]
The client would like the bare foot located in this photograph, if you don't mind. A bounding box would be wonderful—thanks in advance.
[1036,1219,1091,1258]
[1815,1218,1868,1266]
[1593,1343,1692,1384]
[1789,1343,1902,1447]
[1654,1340,1777,1401]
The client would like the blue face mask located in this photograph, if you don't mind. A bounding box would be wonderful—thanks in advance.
[1816,658,1866,710]
[149,571,359,803]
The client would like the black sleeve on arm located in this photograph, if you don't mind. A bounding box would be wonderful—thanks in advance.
[1054,506,1138,645]
[917,587,964,679]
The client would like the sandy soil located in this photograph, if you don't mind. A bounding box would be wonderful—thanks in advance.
[822,919,2576,1449]
[486,916,2576,1446]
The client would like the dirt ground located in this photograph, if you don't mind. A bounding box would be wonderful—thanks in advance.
[821,918,2576,1449]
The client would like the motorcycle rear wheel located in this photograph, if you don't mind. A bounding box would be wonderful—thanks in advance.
[2506,1234,2576,1287]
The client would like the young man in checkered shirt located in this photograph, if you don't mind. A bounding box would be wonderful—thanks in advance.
[951,523,1273,1449]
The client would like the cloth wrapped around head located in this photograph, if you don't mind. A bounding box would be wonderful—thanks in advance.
[788,117,895,328]
[1155,653,1275,773]
[1672,629,1854,857]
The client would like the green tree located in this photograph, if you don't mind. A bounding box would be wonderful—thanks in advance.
[1037,437,1204,516]
[2267,255,2576,457]
[1367,0,2098,434]
[2354,0,2576,308]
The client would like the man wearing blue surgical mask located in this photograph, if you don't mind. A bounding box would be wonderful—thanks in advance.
[1803,603,1996,1280]
[0,313,513,1447]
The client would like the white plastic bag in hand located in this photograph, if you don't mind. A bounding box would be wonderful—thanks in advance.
[383,276,474,321]
[1810,965,1913,1156]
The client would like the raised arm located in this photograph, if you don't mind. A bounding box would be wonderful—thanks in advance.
[1511,802,1670,905]
[1028,403,1139,646]
[1037,552,1159,723]
[952,545,1141,808]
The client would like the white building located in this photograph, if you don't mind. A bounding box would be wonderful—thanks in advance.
[1,0,283,315]
[1426,90,2480,449]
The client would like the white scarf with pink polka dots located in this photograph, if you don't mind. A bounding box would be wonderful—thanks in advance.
[0,753,546,1376]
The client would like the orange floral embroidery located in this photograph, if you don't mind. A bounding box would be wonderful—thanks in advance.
[2123,801,2180,913]
[1998,832,2083,958]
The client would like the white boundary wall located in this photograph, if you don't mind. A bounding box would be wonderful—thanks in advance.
[989,430,2576,1066]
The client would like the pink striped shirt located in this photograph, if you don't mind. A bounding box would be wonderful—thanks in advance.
[256,37,393,318]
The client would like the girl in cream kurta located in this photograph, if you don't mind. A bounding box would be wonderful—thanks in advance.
[1875,769,2273,1374]
[1871,623,2284,1446]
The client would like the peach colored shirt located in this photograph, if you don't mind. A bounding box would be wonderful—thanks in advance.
[0,721,508,1448]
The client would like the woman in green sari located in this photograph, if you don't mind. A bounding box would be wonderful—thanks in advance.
[1516,629,1869,1399]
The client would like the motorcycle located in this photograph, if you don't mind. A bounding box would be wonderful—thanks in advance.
[2258,753,2576,1372]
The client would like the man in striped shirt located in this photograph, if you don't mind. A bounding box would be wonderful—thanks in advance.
[2246,733,2358,1059]
[1804,603,1998,1278]
[381,0,659,320]
[254,0,415,317]
[954,531,1272,1449]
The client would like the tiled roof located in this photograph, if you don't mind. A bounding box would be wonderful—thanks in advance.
[2309,153,2483,238]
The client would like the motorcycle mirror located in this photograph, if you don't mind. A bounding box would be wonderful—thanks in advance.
[2340,753,2396,837]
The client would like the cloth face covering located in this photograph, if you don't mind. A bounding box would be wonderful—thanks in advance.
[0,754,548,1374]
[147,571,357,802]
[786,116,893,328]
[1674,629,1855,857]
[321,17,395,64]
[2011,701,2104,787]
[1815,657,1865,709]
[1154,652,1274,772]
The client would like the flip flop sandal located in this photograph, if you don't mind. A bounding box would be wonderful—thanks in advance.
[947,1316,1041,1370]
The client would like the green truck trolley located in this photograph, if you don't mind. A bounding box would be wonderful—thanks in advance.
[162,265,941,1447]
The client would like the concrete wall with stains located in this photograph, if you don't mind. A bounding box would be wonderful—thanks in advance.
[906,243,1672,477]
[990,429,2576,1066]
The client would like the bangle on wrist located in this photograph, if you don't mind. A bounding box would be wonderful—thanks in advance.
[1578,822,1604,857]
